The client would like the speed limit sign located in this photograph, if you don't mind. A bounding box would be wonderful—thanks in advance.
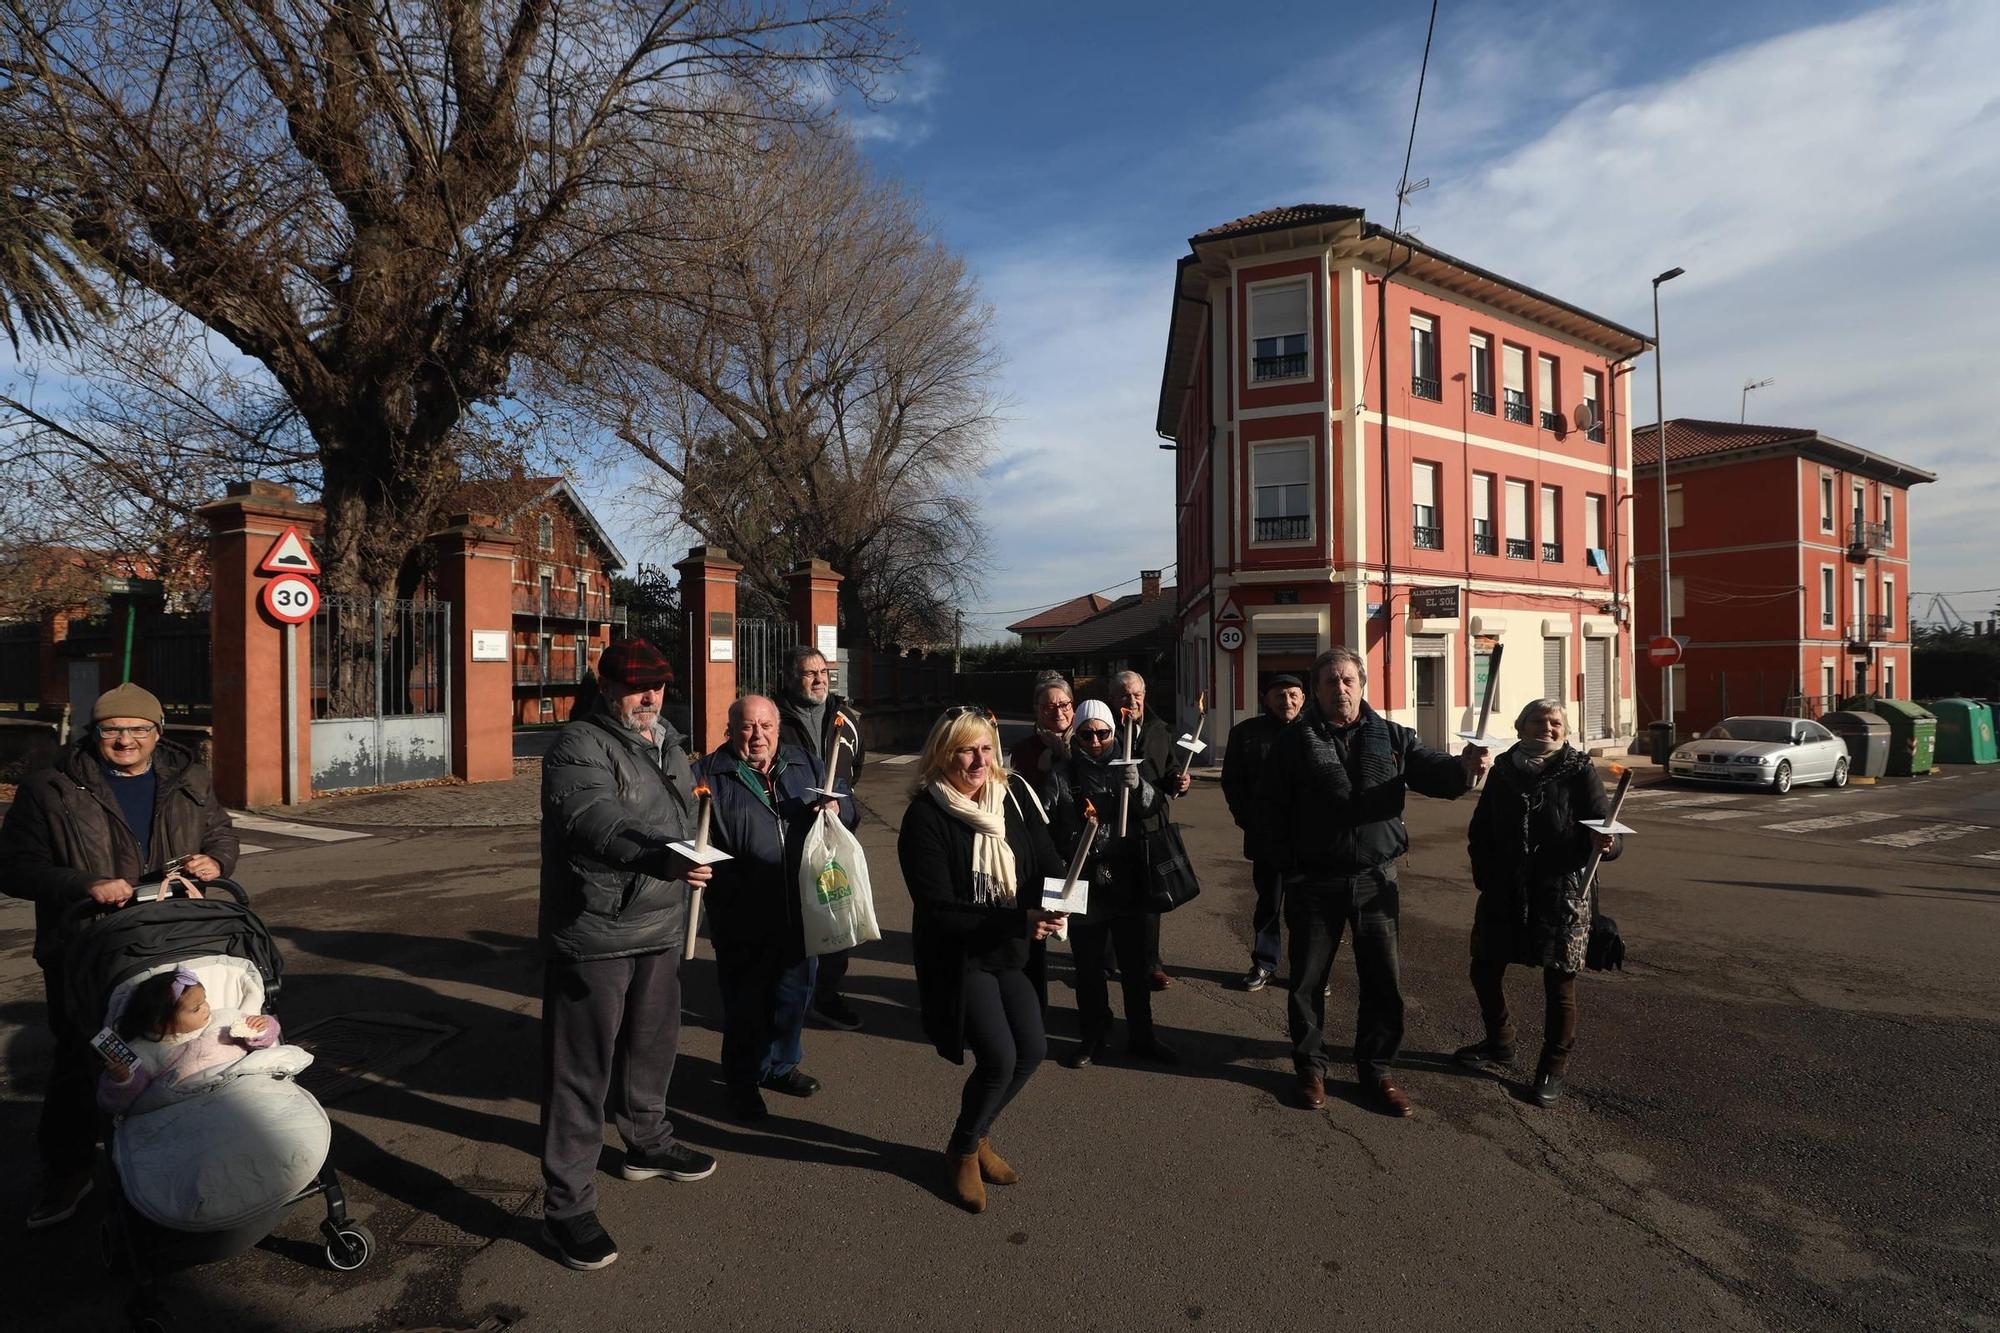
[1216,624,1245,652]
[262,573,320,624]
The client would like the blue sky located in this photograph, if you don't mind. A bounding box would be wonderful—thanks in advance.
[691,0,1997,637]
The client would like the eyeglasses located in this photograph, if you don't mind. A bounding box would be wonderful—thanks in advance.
[97,724,159,740]
[942,704,996,722]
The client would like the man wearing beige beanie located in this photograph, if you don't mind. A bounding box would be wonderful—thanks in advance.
[0,681,239,1229]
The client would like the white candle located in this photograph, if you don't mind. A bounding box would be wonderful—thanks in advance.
[694,785,713,852]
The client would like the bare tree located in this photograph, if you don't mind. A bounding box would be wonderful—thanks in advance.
[543,122,998,647]
[1,0,898,603]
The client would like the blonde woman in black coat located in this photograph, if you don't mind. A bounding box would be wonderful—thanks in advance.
[896,707,1066,1213]
[1456,699,1620,1107]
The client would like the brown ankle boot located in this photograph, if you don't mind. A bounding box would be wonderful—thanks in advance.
[948,1152,986,1213]
[976,1137,1019,1186]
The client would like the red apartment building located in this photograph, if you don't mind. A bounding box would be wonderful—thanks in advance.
[1631,420,1934,733]
[447,476,627,724]
[1158,204,1651,755]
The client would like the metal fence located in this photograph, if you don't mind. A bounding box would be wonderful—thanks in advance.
[734,618,803,698]
[309,596,450,790]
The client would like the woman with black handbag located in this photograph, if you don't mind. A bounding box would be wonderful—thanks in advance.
[1455,699,1620,1108]
[1045,700,1178,1069]
[896,707,1067,1214]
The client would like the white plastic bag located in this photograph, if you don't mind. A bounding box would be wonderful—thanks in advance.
[800,808,880,957]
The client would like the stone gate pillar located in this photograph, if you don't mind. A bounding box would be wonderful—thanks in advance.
[198,481,322,808]
[430,515,521,784]
[674,545,742,755]
[786,559,844,687]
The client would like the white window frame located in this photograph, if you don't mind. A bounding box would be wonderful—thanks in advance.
[1819,565,1836,629]
[1536,353,1559,421]
[1472,472,1495,552]
[1501,344,1528,420]
[1468,333,1493,412]
[1247,278,1311,386]
[1882,575,1895,630]
[1880,492,1894,542]
[1851,482,1865,537]
[1584,493,1604,552]
[1409,314,1440,399]
[1884,660,1896,699]
[1249,439,1314,546]
[1820,659,1836,703]
[1411,461,1440,545]
[538,513,554,551]
[1851,571,1865,631]
[1504,479,1531,558]
[1540,484,1562,559]
[1582,369,1603,438]
[1818,473,1835,533]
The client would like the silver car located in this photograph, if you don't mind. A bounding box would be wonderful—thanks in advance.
[1667,716,1851,793]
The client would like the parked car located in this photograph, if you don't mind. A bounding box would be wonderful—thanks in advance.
[1667,716,1850,793]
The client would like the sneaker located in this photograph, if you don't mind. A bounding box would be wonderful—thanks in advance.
[620,1141,718,1182]
[1531,1071,1564,1108]
[1238,966,1273,992]
[808,993,864,1032]
[545,1211,618,1270]
[760,1069,821,1098]
[25,1169,93,1230]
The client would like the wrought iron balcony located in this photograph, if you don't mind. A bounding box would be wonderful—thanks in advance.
[1844,615,1892,645]
[1540,410,1563,431]
[1505,538,1532,560]
[1412,524,1443,550]
[1846,520,1889,557]
[1254,514,1310,542]
[1470,390,1494,415]
[1253,352,1306,381]
[512,586,616,621]
[1503,390,1530,423]
[1542,541,1563,563]
[1472,528,1496,556]
[1411,374,1441,402]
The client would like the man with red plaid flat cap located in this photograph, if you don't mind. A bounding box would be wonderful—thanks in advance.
[536,639,716,1271]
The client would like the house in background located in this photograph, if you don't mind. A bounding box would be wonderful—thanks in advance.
[447,476,628,724]
[1631,420,1934,732]
[1007,592,1113,648]
[1037,571,1178,705]
[1156,204,1649,757]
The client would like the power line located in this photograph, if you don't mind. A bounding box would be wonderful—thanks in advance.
[977,562,1179,619]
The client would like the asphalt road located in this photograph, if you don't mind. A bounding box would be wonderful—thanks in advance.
[4,758,1997,1332]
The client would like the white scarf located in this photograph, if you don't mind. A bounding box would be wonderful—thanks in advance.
[928,778,1017,906]
[1508,738,1565,775]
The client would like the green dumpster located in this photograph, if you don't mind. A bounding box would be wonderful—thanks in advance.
[1839,696,1936,775]
[1930,698,1998,765]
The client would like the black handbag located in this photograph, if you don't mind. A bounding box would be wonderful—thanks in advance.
[1141,823,1201,913]
[1585,884,1625,971]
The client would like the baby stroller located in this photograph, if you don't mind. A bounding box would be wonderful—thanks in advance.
[61,874,375,1331]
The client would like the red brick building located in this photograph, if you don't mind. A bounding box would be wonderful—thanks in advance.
[1157,204,1650,755]
[1631,420,1934,733]
[447,477,627,724]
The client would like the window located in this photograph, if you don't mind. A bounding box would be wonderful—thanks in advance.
[1851,483,1865,537]
[1851,571,1865,637]
[1666,485,1684,527]
[1412,462,1441,548]
[1504,479,1531,558]
[1536,354,1561,430]
[1669,574,1685,620]
[1584,494,1604,554]
[538,513,554,550]
[538,571,553,615]
[1469,334,1494,414]
[1472,472,1496,555]
[1821,661,1835,703]
[538,631,554,683]
[1502,345,1530,422]
[574,633,589,684]
[1882,575,1895,630]
[1250,282,1309,382]
[1820,566,1835,628]
[1582,370,1604,441]
[1819,474,1835,533]
[1540,485,1562,561]
[1251,441,1312,542]
[1884,661,1896,699]
[1881,493,1894,542]
[1410,314,1440,400]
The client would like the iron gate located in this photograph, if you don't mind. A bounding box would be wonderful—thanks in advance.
[734,618,803,698]
[310,597,451,791]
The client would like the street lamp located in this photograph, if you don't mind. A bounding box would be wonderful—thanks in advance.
[1741,376,1774,422]
[1652,266,1683,749]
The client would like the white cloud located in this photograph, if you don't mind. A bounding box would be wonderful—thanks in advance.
[842,54,947,147]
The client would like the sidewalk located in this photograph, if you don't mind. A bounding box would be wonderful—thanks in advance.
[253,761,541,827]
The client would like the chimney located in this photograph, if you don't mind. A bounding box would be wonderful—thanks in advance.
[1140,570,1162,602]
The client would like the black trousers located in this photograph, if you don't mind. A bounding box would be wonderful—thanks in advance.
[1249,860,1284,973]
[540,952,684,1220]
[1069,914,1155,1047]
[950,967,1045,1156]
[1101,910,1164,973]
[814,946,851,1000]
[1284,866,1403,1082]
[1471,959,1580,1076]
[37,963,98,1175]
[714,935,807,1089]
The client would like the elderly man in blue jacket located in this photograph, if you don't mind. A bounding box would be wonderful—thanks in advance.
[695,694,859,1122]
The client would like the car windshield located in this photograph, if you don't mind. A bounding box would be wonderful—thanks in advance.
[1703,718,1794,744]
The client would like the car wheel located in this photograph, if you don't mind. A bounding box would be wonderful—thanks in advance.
[1829,756,1849,788]
[1772,760,1792,794]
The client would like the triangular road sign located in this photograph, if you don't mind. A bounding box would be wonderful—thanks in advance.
[259,526,320,576]
[1215,596,1243,623]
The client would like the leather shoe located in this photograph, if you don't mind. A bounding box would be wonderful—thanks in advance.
[1063,1033,1104,1069]
[1531,1070,1563,1108]
[1370,1075,1413,1117]
[1149,969,1172,992]
[1453,1037,1516,1067]
[760,1069,821,1098]
[1295,1071,1327,1109]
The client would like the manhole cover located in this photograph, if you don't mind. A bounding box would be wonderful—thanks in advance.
[289,1012,458,1103]
[398,1187,540,1248]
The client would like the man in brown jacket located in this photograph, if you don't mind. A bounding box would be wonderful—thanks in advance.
[0,683,239,1228]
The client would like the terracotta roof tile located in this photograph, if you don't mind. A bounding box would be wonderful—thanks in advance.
[1193,204,1364,242]
[1039,589,1178,657]
[1006,592,1114,636]
[1631,419,1815,465]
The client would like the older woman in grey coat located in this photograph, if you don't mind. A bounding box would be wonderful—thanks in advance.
[1455,699,1619,1108]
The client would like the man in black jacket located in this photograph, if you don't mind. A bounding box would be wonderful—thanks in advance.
[537,640,717,1271]
[1257,648,1489,1117]
[1111,671,1188,990]
[693,694,858,1122]
[0,682,239,1229]
[1220,673,1305,992]
[775,644,867,1031]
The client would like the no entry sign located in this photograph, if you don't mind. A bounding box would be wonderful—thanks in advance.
[1645,635,1684,668]
[262,573,320,625]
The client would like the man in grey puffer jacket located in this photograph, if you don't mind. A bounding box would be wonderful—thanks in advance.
[537,639,716,1272]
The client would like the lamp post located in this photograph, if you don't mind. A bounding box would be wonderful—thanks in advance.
[1740,376,1774,422]
[1652,266,1684,745]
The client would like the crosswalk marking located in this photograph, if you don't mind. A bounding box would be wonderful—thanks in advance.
[238,843,270,857]
[879,754,918,766]
[228,813,371,843]
[1859,823,1989,848]
[1761,811,1900,833]
[1655,794,1743,808]
[1976,851,2000,861]
[1679,810,1761,821]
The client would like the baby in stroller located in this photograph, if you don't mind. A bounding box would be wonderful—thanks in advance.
[97,966,283,1115]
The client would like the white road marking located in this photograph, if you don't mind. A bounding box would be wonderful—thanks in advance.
[227,813,371,843]
[1859,823,1989,848]
[878,754,918,766]
[1679,810,1762,821]
[1975,851,2000,861]
[1655,794,1743,807]
[237,844,271,856]
[1761,812,1901,833]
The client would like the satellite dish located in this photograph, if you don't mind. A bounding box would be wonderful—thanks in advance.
[1573,402,1597,433]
